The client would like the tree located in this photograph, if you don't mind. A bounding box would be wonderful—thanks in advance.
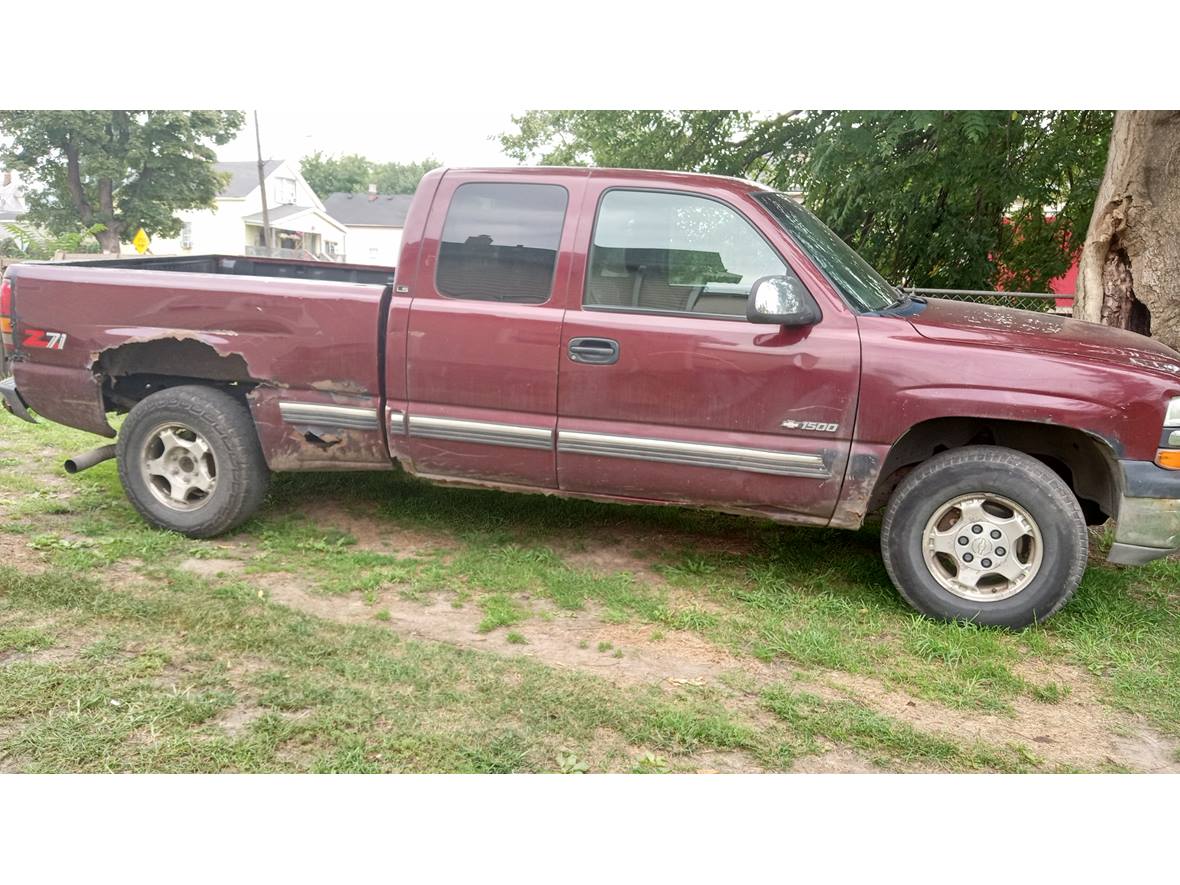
[299,151,373,196]
[1074,111,1180,351]
[502,110,1112,292]
[1,222,104,260]
[0,111,243,254]
[299,152,440,199]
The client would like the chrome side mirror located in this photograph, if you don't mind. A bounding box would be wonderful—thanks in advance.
[746,275,821,326]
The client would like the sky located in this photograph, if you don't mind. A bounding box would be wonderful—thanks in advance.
[219,110,524,170]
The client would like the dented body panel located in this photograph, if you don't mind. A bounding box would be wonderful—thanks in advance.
[4,262,390,468]
[2,166,1179,565]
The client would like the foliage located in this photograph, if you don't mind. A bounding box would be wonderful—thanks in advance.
[0,111,244,253]
[299,152,440,199]
[1,222,105,260]
[501,111,1113,291]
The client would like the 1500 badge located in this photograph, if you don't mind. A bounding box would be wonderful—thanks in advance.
[23,329,68,350]
[782,419,839,432]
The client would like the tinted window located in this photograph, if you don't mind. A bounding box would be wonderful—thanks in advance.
[436,182,568,303]
[585,190,792,318]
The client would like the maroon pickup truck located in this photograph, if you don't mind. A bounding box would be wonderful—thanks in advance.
[3,166,1179,627]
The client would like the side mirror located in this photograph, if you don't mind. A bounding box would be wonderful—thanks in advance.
[746,275,821,326]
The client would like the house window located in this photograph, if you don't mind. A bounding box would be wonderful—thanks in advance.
[274,177,296,205]
[180,222,193,250]
[325,241,337,257]
[435,182,568,304]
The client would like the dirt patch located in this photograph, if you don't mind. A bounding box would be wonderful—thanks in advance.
[291,501,453,559]
[262,576,763,689]
[0,533,46,573]
[259,571,1180,772]
[684,748,770,773]
[211,702,269,737]
[790,746,884,774]
[179,558,245,579]
[819,660,1180,773]
[559,543,669,585]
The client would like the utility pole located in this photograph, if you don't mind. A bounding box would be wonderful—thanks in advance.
[254,111,272,252]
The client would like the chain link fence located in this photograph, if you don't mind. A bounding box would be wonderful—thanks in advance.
[902,287,1073,316]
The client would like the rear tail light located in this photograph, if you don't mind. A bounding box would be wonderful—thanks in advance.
[0,277,13,353]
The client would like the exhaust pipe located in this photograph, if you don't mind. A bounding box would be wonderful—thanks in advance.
[64,444,117,475]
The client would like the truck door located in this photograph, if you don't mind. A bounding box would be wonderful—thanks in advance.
[398,172,581,488]
[556,185,860,522]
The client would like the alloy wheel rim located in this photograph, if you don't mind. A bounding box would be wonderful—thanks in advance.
[140,422,217,512]
[921,492,1043,602]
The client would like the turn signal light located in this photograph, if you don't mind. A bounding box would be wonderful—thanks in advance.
[1156,449,1180,470]
[0,277,12,352]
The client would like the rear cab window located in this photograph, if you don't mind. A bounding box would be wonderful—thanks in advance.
[436,182,568,304]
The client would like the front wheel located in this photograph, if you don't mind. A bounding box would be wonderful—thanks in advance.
[880,445,1088,628]
[116,385,270,538]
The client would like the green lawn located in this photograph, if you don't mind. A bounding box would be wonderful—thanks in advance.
[2,409,1178,772]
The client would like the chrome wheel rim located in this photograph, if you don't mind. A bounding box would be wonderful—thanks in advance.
[141,422,217,512]
[921,492,1043,602]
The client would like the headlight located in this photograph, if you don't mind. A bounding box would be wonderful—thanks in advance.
[1168,398,1180,426]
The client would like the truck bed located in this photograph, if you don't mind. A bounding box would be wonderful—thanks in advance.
[3,256,395,470]
[58,253,396,287]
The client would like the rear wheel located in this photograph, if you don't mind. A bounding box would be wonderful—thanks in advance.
[880,446,1087,628]
[117,385,269,537]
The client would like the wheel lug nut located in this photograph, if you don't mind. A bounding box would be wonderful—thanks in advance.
[995,547,1006,556]
[990,530,1001,539]
[971,525,983,534]
[981,558,992,568]
[963,553,974,563]
[957,536,969,546]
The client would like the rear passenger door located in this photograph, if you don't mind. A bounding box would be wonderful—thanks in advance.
[400,174,579,488]
[556,186,860,522]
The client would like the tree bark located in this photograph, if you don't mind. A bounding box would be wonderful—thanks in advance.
[1075,111,1180,351]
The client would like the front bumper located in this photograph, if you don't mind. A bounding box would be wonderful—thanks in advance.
[1108,460,1180,565]
[0,375,36,423]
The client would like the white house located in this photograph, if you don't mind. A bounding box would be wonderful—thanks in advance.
[322,189,412,266]
[0,169,28,225]
[146,159,348,260]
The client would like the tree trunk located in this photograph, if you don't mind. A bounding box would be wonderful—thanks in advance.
[1075,111,1180,351]
[94,226,122,255]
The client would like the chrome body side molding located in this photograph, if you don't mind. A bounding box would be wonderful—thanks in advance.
[557,430,829,478]
[278,401,380,431]
[408,415,553,450]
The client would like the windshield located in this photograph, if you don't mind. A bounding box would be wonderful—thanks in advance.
[753,192,899,312]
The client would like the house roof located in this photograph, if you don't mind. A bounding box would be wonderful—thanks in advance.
[322,192,413,227]
[215,160,283,198]
[0,210,23,222]
[242,204,348,234]
[242,204,310,224]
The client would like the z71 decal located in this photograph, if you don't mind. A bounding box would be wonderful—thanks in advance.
[22,329,68,350]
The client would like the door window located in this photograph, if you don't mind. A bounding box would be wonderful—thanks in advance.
[586,190,793,318]
[436,182,568,304]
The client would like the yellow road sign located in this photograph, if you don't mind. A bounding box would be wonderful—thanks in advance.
[132,228,150,254]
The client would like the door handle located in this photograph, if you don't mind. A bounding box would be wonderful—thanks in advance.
[568,337,620,365]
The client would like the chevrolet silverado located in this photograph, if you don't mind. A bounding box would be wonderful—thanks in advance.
[2,166,1179,627]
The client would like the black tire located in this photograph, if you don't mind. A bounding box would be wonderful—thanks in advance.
[880,445,1087,628]
[116,385,270,538]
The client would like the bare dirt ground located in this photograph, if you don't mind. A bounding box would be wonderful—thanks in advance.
[249,560,1180,773]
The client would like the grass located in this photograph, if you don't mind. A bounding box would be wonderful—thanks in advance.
[2,409,1179,772]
